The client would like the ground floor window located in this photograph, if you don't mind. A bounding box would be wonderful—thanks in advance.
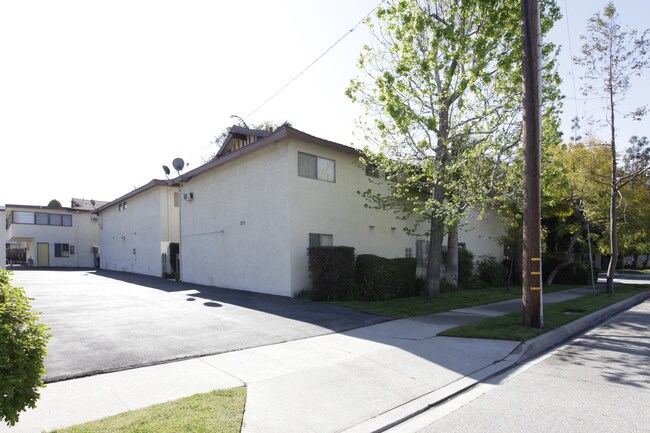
[309,233,333,248]
[54,243,71,258]
[416,240,428,267]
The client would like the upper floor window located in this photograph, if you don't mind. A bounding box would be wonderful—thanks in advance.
[298,152,335,182]
[10,211,72,227]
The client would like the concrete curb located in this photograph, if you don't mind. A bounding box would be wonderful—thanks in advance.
[504,290,650,364]
[347,290,649,433]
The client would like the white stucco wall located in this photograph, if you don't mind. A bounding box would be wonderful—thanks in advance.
[179,143,292,296]
[99,186,179,277]
[0,210,6,270]
[286,139,432,295]
[179,136,506,297]
[4,208,99,268]
[457,210,506,263]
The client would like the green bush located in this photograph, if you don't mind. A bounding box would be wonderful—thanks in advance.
[476,255,508,286]
[457,248,475,287]
[355,255,417,300]
[460,275,490,290]
[308,246,356,301]
[0,270,50,426]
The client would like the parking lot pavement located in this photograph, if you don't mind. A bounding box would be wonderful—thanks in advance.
[12,269,388,382]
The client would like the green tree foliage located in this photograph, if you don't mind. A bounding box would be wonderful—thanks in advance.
[347,0,561,296]
[0,270,50,426]
[573,2,650,292]
[619,136,650,265]
[47,199,62,208]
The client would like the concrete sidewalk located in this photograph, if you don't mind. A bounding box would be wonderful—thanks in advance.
[1,287,646,433]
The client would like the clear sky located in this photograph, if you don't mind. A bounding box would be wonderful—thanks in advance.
[1,0,648,207]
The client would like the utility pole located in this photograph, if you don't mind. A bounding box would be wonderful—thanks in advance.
[521,0,543,327]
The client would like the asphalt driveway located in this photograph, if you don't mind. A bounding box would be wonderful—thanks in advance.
[12,269,388,382]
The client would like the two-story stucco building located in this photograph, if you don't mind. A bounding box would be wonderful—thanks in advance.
[1,207,6,270]
[3,203,100,268]
[175,126,505,297]
[96,180,180,277]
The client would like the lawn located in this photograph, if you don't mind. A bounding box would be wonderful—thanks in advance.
[332,284,581,318]
[440,285,649,341]
[48,387,246,433]
[616,268,650,275]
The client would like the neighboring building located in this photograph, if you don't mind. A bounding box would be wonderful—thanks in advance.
[71,198,108,211]
[96,180,180,277]
[176,126,505,297]
[3,203,100,268]
[1,207,6,270]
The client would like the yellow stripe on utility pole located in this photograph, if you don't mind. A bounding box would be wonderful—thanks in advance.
[531,287,541,291]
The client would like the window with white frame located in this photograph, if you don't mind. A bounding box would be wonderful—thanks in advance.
[298,152,335,182]
[11,211,72,227]
[309,233,333,248]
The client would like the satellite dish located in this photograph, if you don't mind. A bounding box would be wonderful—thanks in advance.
[162,165,171,176]
[172,158,185,173]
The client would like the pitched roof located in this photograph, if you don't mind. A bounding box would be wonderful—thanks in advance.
[216,125,273,158]
[71,198,109,210]
[175,125,361,184]
[95,179,172,213]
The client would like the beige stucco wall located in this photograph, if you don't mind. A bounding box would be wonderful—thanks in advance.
[179,142,292,295]
[99,186,180,277]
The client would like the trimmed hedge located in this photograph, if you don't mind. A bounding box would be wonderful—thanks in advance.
[308,246,356,301]
[355,254,417,300]
[0,270,50,427]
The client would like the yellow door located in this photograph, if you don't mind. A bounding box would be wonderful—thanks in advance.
[37,243,49,267]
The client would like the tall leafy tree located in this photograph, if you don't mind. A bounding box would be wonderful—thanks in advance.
[573,2,650,293]
[620,135,650,267]
[348,0,560,295]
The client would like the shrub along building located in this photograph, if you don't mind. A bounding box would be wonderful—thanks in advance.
[3,201,102,268]
[172,125,505,297]
[95,180,180,277]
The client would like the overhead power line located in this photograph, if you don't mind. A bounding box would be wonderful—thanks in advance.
[244,0,386,120]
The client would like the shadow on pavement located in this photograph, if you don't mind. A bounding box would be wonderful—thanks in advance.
[92,269,390,332]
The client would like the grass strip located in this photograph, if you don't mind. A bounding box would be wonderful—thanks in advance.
[440,285,649,342]
[332,284,580,318]
[615,269,650,275]
[48,387,246,433]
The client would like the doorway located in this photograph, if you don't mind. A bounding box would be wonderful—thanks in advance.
[37,242,49,267]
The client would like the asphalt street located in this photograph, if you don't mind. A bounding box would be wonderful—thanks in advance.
[12,269,388,382]
[400,299,650,433]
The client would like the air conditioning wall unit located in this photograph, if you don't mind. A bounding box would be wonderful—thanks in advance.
[183,192,194,201]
